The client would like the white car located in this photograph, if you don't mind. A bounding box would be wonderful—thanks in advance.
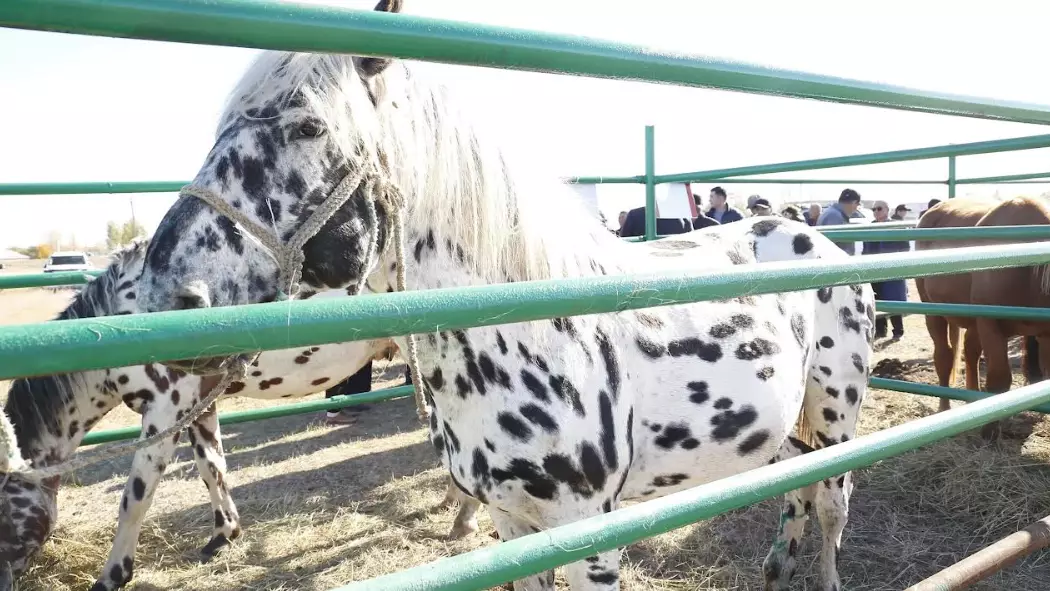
[43,251,94,273]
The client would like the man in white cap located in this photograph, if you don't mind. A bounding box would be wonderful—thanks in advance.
[861,199,910,339]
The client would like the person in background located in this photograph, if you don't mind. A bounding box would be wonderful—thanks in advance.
[616,210,629,236]
[920,198,942,218]
[816,188,863,254]
[892,203,910,221]
[705,186,744,224]
[749,197,774,216]
[804,203,822,226]
[691,194,720,229]
[862,200,910,339]
[618,205,693,238]
[780,205,804,223]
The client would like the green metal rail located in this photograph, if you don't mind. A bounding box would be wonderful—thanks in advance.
[0,270,104,289]
[5,0,1050,125]
[3,243,1050,381]
[79,385,412,446]
[333,378,1050,591]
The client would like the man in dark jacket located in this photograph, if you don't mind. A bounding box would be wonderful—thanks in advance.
[618,206,693,238]
[705,186,744,224]
[862,200,910,339]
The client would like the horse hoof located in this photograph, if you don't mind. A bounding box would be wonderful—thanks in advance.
[447,520,479,540]
[201,534,231,561]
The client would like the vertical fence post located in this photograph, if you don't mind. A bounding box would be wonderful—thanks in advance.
[644,125,656,241]
[948,154,957,198]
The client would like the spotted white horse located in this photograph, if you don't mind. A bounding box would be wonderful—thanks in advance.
[0,240,483,591]
[135,3,874,589]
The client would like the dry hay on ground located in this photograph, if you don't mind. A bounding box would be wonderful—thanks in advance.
[5,281,1050,590]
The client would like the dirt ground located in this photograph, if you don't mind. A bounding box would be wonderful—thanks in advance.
[3,277,1050,591]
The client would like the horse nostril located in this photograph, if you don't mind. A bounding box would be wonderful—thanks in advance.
[172,283,211,310]
[174,294,207,310]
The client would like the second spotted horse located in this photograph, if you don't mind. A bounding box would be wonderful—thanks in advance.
[134,41,875,591]
[0,240,482,591]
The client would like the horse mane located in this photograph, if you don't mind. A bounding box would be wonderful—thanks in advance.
[3,240,149,456]
[57,239,150,321]
[225,51,627,284]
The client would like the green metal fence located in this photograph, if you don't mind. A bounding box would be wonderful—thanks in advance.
[6,1,1050,589]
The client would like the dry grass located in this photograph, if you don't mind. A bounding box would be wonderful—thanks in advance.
[5,280,1050,590]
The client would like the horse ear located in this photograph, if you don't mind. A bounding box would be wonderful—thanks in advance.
[356,0,404,78]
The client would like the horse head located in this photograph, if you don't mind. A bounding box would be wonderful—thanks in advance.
[139,1,406,351]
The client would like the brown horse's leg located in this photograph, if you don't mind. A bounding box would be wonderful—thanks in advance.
[976,318,1011,440]
[1035,337,1050,384]
[926,315,957,412]
[963,328,982,392]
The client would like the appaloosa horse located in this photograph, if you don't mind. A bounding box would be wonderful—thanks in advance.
[134,4,874,589]
[0,240,481,591]
[916,196,1049,437]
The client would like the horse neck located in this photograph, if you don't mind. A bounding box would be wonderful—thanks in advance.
[4,369,122,469]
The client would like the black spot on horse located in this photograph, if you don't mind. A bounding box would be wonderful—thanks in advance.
[819,366,832,376]
[579,442,607,491]
[714,398,733,410]
[491,459,557,500]
[549,374,585,415]
[543,453,592,497]
[792,233,813,255]
[826,386,840,398]
[687,381,710,404]
[751,218,782,236]
[132,477,146,501]
[852,353,865,374]
[496,331,508,355]
[822,407,839,423]
[654,423,693,450]
[454,374,472,398]
[791,313,806,348]
[520,403,558,433]
[737,429,770,455]
[709,323,736,339]
[711,405,758,441]
[839,307,861,333]
[521,369,550,402]
[635,337,666,358]
[595,327,621,399]
[428,368,445,390]
[819,336,835,348]
[817,287,833,303]
[845,385,860,405]
[598,392,618,470]
[756,366,775,381]
[497,412,533,442]
[735,338,780,361]
[668,338,723,362]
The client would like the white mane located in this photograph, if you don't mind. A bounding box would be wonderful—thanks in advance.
[225,51,630,284]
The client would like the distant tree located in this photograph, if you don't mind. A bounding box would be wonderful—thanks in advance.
[35,244,54,259]
[105,218,146,250]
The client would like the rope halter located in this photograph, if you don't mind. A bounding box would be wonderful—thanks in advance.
[181,164,431,425]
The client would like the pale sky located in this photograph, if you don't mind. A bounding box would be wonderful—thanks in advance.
[4,0,1050,248]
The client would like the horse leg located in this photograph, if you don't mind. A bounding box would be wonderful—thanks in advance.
[1036,336,1050,383]
[186,404,242,559]
[762,436,817,590]
[926,315,957,412]
[976,318,1011,440]
[91,410,180,590]
[963,328,982,392]
[488,508,556,590]
[440,478,481,539]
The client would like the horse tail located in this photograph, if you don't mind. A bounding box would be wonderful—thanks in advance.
[794,404,815,450]
[947,323,963,389]
[1023,336,1042,384]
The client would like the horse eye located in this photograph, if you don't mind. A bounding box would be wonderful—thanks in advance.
[297,121,325,138]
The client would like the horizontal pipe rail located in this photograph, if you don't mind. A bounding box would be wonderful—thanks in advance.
[697,178,946,185]
[904,513,1050,591]
[870,377,1050,412]
[956,171,1050,185]
[3,242,1050,381]
[334,378,1050,590]
[565,175,645,185]
[0,270,104,289]
[877,301,1050,321]
[820,225,1050,243]
[0,180,185,196]
[655,134,1050,184]
[79,385,412,446]
[5,1,1050,126]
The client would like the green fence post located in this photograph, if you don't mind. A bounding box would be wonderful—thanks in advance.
[948,154,957,198]
[644,125,656,241]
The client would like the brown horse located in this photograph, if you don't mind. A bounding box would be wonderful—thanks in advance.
[915,196,1048,439]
